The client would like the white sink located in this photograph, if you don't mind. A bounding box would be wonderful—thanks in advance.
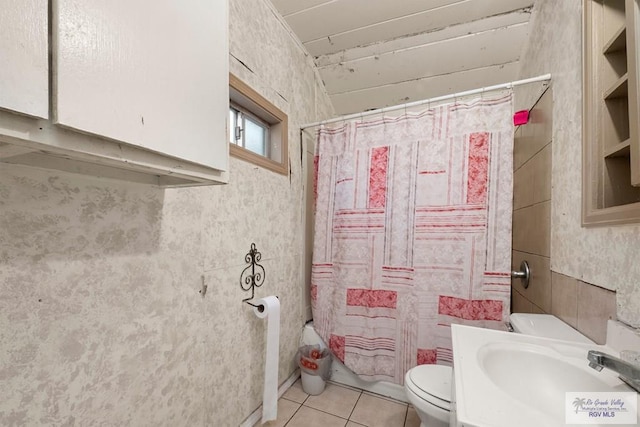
[451,325,638,427]
[478,342,624,421]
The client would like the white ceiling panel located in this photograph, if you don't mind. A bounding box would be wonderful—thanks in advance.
[330,62,519,114]
[285,0,460,42]
[297,0,533,56]
[315,10,530,67]
[268,0,538,117]
[319,23,528,94]
[268,0,332,17]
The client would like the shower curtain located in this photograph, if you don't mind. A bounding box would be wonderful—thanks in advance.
[311,92,514,385]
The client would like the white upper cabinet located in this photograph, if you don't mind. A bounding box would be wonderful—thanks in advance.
[0,1,228,186]
[0,0,49,119]
[53,0,229,172]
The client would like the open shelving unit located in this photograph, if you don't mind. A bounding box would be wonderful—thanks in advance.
[583,0,640,225]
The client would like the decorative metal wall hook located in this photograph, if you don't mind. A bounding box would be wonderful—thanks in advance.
[240,243,266,308]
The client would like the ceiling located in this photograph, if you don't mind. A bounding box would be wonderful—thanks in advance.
[270,0,536,115]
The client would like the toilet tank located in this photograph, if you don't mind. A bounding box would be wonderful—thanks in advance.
[509,313,594,344]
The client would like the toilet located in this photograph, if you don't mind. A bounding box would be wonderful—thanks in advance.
[404,314,595,427]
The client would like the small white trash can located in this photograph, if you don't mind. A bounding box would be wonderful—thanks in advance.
[297,345,331,395]
[301,371,326,395]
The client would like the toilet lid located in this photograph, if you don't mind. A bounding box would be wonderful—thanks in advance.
[408,365,452,404]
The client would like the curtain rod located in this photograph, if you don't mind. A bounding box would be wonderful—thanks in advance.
[300,73,551,130]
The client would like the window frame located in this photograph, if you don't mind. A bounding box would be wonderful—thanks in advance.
[229,73,288,176]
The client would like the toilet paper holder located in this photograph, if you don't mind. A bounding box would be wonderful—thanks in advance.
[240,243,267,310]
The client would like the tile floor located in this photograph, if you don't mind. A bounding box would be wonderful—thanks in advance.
[260,379,421,427]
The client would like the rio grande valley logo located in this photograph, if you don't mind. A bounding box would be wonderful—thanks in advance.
[566,392,637,424]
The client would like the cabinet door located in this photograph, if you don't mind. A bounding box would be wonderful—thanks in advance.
[53,0,229,171]
[0,0,49,118]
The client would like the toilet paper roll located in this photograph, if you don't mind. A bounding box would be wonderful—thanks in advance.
[253,296,280,424]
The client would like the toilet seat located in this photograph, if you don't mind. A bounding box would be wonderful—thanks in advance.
[405,365,452,410]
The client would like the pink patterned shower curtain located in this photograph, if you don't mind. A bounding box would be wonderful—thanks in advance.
[311,93,514,385]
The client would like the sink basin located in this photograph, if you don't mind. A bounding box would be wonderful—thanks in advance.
[478,342,620,421]
[451,325,638,427]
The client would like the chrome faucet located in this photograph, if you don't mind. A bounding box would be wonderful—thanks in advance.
[587,350,640,393]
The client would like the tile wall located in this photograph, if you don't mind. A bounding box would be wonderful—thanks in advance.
[511,88,616,344]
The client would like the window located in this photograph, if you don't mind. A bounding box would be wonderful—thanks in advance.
[583,0,640,225]
[230,105,270,157]
[229,74,288,175]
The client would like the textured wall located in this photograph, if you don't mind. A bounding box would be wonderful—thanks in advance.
[0,0,334,425]
[516,0,640,328]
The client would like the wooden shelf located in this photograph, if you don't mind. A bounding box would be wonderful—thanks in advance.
[604,73,629,99]
[604,138,631,158]
[583,0,640,225]
[603,26,627,54]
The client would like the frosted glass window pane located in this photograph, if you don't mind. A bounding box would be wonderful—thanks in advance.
[244,118,267,156]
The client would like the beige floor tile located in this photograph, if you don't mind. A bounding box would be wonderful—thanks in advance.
[346,422,367,426]
[282,378,309,404]
[304,382,361,419]
[361,391,406,405]
[404,406,421,427]
[259,398,301,427]
[349,393,408,427]
[327,380,362,392]
[286,406,348,427]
